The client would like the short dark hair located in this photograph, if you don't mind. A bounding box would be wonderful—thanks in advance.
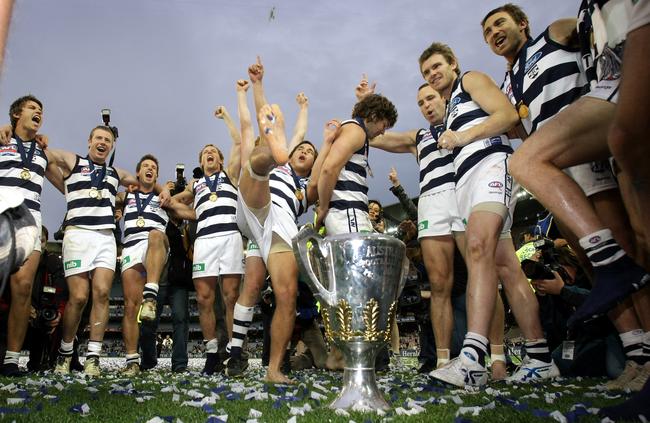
[9,95,42,129]
[289,140,318,160]
[136,154,159,174]
[88,125,115,141]
[417,83,430,91]
[481,3,530,39]
[41,225,49,240]
[351,94,398,128]
[418,42,461,76]
[368,199,382,210]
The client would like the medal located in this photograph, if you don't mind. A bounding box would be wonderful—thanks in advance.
[134,191,154,226]
[20,168,31,180]
[89,187,99,199]
[87,157,107,200]
[209,193,218,202]
[517,101,529,119]
[136,217,145,227]
[14,138,36,181]
[205,174,219,203]
[295,189,304,201]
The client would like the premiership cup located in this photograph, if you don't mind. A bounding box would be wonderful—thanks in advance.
[292,227,409,411]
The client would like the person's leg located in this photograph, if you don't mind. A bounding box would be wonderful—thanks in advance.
[607,23,650,264]
[170,285,189,372]
[193,276,219,374]
[510,97,648,323]
[265,251,298,384]
[84,267,114,375]
[54,273,90,373]
[141,231,169,320]
[488,291,507,380]
[227,255,265,376]
[121,267,144,372]
[420,236,455,368]
[220,274,241,341]
[2,251,39,375]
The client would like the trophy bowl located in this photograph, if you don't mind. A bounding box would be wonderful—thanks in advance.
[293,227,409,411]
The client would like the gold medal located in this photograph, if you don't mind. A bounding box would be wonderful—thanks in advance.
[20,168,31,180]
[295,189,304,201]
[209,193,218,202]
[89,188,99,199]
[517,101,529,119]
[136,217,145,227]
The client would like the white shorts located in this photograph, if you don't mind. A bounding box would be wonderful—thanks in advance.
[324,208,373,236]
[565,161,618,197]
[120,236,168,273]
[629,0,650,33]
[237,194,298,263]
[455,153,514,233]
[192,232,244,279]
[63,227,117,277]
[584,78,620,103]
[417,189,464,238]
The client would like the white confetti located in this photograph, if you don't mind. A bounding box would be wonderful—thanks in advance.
[249,409,262,418]
[310,391,327,401]
[287,416,297,423]
[550,410,567,423]
[334,408,350,417]
[172,394,180,402]
[6,398,25,404]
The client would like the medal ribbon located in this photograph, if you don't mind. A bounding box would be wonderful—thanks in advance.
[134,191,155,217]
[204,173,219,196]
[507,38,532,106]
[13,135,37,171]
[86,156,107,192]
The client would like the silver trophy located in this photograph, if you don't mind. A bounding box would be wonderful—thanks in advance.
[293,227,409,411]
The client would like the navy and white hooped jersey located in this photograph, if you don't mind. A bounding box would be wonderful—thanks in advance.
[330,118,370,212]
[64,155,120,230]
[578,0,632,88]
[501,27,588,134]
[193,170,238,239]
[0,137,48,223]
[270,163,308,223]
[445,74,513,185]
[415,124,455,196]
[122,191,169,249]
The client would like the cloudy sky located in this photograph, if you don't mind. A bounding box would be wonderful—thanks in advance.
[1,0,577,234]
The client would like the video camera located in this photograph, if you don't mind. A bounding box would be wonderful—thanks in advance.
[520,238,569,281]
[34,286,59,330]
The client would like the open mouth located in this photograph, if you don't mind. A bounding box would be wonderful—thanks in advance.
[32,115,41,124]
[97,145,107,153]
[206,155,215,164]
[145,171,153,178]
[495,35,506,49]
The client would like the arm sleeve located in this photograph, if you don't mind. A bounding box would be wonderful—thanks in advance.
[389,185,418,222]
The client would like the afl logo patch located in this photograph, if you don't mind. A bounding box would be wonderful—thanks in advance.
[488,181,503,188]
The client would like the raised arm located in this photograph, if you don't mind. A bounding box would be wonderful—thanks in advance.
[172,180,196,205]
[306,119,341,205]
[370,130,418,155]
[219,85,243,184]
[355,73,377,101]
[165,198,197,221]
[248,55,269,117]
[438,71,518,150]
[237,79,256,169]
[548,18,579,49]
[288,92,309,152]
[214,105,241,146]
[315,124,366,228]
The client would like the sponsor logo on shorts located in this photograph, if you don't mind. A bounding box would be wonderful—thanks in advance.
[418,220,429,231]
[462,218,468,227]
[248,241,260,250]
[64,260,81,270]
[193,263,205,272]
[122,256,130,264]
[488,181,503,188]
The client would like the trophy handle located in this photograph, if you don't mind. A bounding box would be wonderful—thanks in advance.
[397,256,410,297]
[292,225,334,305]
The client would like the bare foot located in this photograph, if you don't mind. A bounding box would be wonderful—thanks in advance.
[258,104,288,166]
[265,369,295,384]
[491,360,507,381]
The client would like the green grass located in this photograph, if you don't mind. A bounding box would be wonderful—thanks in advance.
[0,360,635,422]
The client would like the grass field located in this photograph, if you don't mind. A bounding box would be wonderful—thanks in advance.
[0,357,635,422]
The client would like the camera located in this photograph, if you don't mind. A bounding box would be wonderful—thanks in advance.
[520,238,569,281]
[101,108,119,139]
[172,164,187,195]
[34,286,59,329]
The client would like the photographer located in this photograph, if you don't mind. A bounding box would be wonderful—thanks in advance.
[524,242,623,378]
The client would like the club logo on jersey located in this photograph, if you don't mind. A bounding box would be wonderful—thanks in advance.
[0,146,18,156]
[524,51,543,73]
[527,64,539,80]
